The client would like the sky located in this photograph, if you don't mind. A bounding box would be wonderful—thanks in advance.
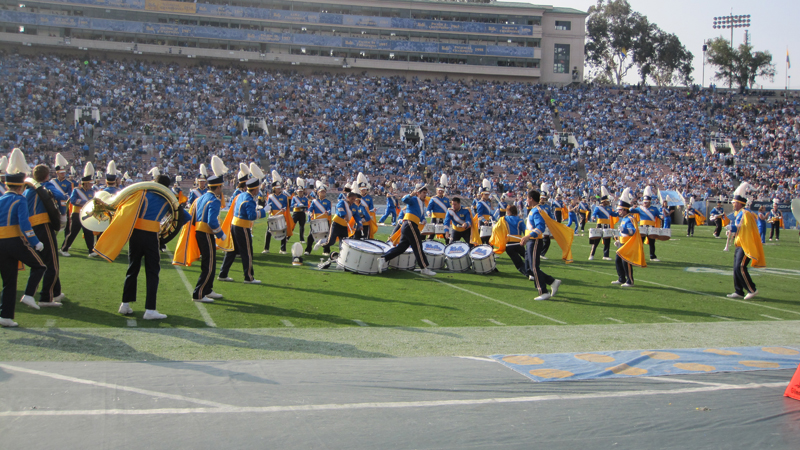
[533,0,798,89]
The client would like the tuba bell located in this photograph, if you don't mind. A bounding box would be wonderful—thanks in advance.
[80,181,182,237]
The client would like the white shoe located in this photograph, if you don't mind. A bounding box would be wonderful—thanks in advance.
[218,277,234,282]
[323,252,330,256]
[143,309,167,320]
[377,257,385,273]
[193,296,214,303]
[53,293,66,302]
[206,291,223,299]
[726,293,743,299]
[744,290,758,300]
[279,251,287,254]
[244,280,262,284]
[20,295,39,310]
[420,268,437,276]
[0,318,19,327]
[621,283,633,287]
[602,257,611,261]
[118,303,133,314]
[59,250,71,257]
[650,258,660,262]
[769,238,772,241]
[534,293,551,301]
[304,252,310,256]
[611,280,622,285]
[550,279,561,297]
[261,249,269,254]
[39,301,63,307]
[540,256,548,260]
[87,252,98,258]
[588,255,594,261]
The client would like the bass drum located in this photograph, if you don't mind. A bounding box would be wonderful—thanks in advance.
[444,242,471,272]
[470,245,496,274]
[309,218,329,241]
[422,240,446,270]
[268,214,287,241]
[388,245,416,270]
[337,239,384,275]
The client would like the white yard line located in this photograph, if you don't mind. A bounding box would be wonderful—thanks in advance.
[421,319,438,326]
[0,381,786,417]
[126,319,137,327]
[760,314,783,321]
[710,315,734,321]
[351,319,368,327]
[174,265,217,328]
[280,320,295,327]
[606,317,625,324]
[45,320,56,327]
[660,316,682,323]
[0,363,234,408]
[413,273,567,325]
[640,376,730,387]
[487,319,506,326]
[567,265,800,317]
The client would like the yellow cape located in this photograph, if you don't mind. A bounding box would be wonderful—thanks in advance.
[539,208,574,264]
[489,216,510,254]
[695,210,707,225]
[216,193,237,252]
[172,202,201,267]
[617,220,647,268]
[94,191,146,263]
[470,214,484,246]
[735,210,766,268]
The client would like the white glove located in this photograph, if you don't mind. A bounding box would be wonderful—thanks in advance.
[35,242,44,252]
[614,240,622,248]
[220,233,227,241]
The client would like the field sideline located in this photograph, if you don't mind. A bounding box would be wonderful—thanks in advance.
[1,222,799,361]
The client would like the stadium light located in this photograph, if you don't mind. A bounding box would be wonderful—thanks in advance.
[712,13,751,88]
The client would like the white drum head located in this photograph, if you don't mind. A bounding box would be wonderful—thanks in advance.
[422,240,445,255]
[343,239,383,254]
[445,242,470,257]
[469,245,493,261]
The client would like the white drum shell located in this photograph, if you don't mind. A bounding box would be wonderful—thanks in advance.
[602,228,615,238]
[444,243,471,272]
[470,245,496,275]
[435,224,445,235]
[389,247,416,270]
[658,228,671,240]
[337,240,384,275]
[421,223,436,235]
[589,228,604,239]
[268,214,287,240]
[479,225,493,237]
[310,218,329,240]
[422,241,446,270]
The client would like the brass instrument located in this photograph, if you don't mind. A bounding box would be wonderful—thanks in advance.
[80,181,181,237]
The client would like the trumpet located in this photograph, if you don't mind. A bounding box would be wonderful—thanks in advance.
[80,181,181,237]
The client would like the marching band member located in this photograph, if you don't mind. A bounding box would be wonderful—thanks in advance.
[25,163,68,307]
[551,191,564,223]
[630,186,663,262]
[578,195,590,233]
[494,192,508,219]
[51,154,74,252]
[187,164,208,207]
[492,204,526,275]
[219,177,267,285]
[426,175,450,241]
[360,176,378,239]
[444,196,473,245]
[566,198,580,234]
[757,205,767,243]
[381,183,436,276]
[306,181,332,255]
[103,161,121,195]
[0,149,46,326]
[189,171,228,300]
[291,178,309,242]
[612,188,646,287]
[520,190,561,301]
[473,179,494,245]
[61,163,96,257]
[378,182,398,226]
[684,197,697,237]
[538,185,553,260]
[172,176,188,209]
[726,183,765,300]
[661,200,672,229]
[94,175,190,320]
[263,170,293,254]
[710,199,726,238]
[325,187,360,251]
[353,192,371,240]
[589,186,618,261]
[768,199,782,242]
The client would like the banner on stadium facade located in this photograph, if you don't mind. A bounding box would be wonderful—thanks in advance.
[145,0,196,14]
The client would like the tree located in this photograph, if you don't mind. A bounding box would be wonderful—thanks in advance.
[585,0,694,86]
[706,37,776,91]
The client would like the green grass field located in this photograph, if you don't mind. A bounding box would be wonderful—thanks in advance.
[8,221,800,331]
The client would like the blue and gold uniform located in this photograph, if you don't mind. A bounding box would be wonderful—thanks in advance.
[615,214,637,285]
[425,193,450,240]
[62,183,96,254]
[474,198,493,244]
[220,184,267,283]
[0,187,46,322]
[767,206,782,241]
[590,202,618,259]
[187,186,208,207]
[578,199,590,231]
[684,204,697,236]
[291,193,309,241]
[191,189,225,300]
[264,190,290,252]
[504,213,526,274]
[444,204,472,244]
[306,194,332,254]
[551,198,563,222]
[524,204,556,296]
[25,180,67,304]
[383,192,430,270]
[378,195,398,225]
[631,204,662,260]
[326,195,357,250]
[710,204,725,238]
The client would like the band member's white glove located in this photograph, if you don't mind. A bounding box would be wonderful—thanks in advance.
[35,242,44,252]
[60,215,68,226]
[614,240,622,248]
[220,233,227,241]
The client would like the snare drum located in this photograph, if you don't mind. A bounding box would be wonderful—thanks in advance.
[589,228,604,240]
[422,240,446,270]
[479,225,493,238]
[366,240,392,271]
[435,224,445,235]
[647,228,661,239]
[444,242,471,272]
[639,225,650,236]
[388,246,416,270]
[310,218,329,240]
[658,228,671,241]
[268,214,287,241]
[602,228,616,239]
[338,239,384,275]
[469,245,496,274]
[421,223,436,235]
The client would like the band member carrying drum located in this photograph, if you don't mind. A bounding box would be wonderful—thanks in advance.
[444,197,472,245]
[381,183,436,277]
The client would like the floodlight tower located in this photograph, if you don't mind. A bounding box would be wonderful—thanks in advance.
[712,14,751,88]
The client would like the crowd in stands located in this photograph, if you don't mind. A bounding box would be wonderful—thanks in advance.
[2,52,798,205]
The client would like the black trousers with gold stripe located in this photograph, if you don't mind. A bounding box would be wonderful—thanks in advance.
[122,229,160,310]
[383,220,429,269]
[220,225,255,282]
[733,246,756,296]
[61,211,95,253]
[32,223,61,303]
[615,254,634,285]
[525,239,554,295]
[193,230,216,299]
[0,237,46,319]
[326,222,350,251]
